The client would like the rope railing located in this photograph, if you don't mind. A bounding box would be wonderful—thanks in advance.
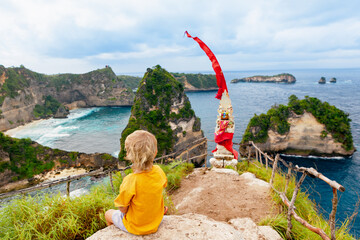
[248,141,344,240]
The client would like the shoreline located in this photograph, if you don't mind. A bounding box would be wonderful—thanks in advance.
[4,119,46,137]
[0,167,89,194]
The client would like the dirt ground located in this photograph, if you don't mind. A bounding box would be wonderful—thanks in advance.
[171,168,276,224]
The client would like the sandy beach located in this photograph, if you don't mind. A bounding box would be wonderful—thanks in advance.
[4,119,45,137]
[38,167,88,183]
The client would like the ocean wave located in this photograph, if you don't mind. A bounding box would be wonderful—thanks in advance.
[67,107,101,120]
[280,153,347,160]
[112,150,120,157]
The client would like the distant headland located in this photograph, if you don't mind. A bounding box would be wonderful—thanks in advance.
[231,73,296,83]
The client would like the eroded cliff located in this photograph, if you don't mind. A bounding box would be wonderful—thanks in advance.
[0,66,134,131]
[241,95,355,157]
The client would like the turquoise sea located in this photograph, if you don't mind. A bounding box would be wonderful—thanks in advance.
[6,68,360,236]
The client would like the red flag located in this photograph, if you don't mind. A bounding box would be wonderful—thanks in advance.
[185,31,228,99]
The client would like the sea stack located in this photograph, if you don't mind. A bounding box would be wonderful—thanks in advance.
[330,77,337,83]
[318,77,326,84]
[119,65,207,166]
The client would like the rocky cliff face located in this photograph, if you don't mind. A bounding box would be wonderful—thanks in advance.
[0,137,120,192]
[244,111,355,157]
[119,65,207,166]
[231,73,296,83]
[0,66,134,131]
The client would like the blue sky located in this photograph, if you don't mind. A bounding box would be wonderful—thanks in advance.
[1,0,360,74]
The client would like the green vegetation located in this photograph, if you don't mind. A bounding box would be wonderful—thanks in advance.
[0,162,193,240]
[242,95,354,151]
[247,73,295,79]
[0,65,124,108]
[33,95,65,118]
[119,65,196,161]
[236,160,356,239]
[172,72,217,89]
[117,75,142,90]
[117,72,217,91]
[0,132,55,179]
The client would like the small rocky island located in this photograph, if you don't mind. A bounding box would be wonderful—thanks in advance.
[231,73,296,83]
[240,95,355,157]
[119,65,207,166]
[330,77,337,83]
[319,77,326,84]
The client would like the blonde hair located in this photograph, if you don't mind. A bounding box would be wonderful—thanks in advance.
[125,130,157,171]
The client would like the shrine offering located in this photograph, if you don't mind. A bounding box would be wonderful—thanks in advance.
[186,31,238,168]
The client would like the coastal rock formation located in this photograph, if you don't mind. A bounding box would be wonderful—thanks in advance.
[0,133,120,192]
[330,77,337,83]
[0,65,134,131]
[231,73,296,83]
[119,65,206,166]
[318,77,326,84]
[241,95,355,157]
[250,112,354,156]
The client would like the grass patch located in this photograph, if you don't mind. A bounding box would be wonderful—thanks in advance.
[0,162,194,239]
[236,160,356,239]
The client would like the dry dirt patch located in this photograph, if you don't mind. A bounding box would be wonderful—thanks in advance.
[171,168,275,223]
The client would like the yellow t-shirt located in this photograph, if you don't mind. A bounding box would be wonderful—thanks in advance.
[114,165,167,235]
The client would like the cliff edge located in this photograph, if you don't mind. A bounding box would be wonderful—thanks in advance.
[87,169,282,240]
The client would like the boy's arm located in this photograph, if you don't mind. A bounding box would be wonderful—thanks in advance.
[119,206,128,214]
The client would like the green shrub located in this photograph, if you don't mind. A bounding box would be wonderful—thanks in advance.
[33,95,64,118]
[242,95,354,151]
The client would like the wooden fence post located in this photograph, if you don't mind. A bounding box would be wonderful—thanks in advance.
[255,149,258,163]
[248,145,252,160]
[285,162,293,194]
[286,172,307,238]
[265,153,268,170]
[66,181,70,197]
[270,155,279,187]
[109,171,115,193]
[329,188,338,240]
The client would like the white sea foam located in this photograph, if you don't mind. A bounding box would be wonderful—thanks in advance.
[69,188,89,198]
[67,107,101,120]
[112,150,120,157]
[280,153,347,160]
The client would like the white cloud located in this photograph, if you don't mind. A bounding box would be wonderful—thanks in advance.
[0,0,359,74]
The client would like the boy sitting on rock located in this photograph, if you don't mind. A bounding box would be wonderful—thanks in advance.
[105,130,168,235]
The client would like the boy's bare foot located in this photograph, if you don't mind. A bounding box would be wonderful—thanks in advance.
[164,206,168,215]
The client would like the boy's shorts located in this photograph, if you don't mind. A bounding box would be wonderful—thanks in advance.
[111,210,128,232]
